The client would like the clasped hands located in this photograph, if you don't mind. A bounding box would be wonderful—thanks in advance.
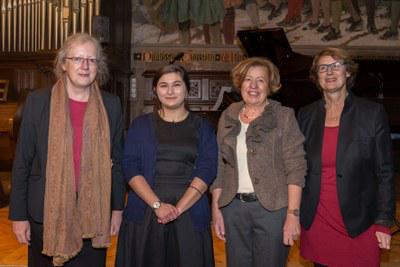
[154,203,181,224]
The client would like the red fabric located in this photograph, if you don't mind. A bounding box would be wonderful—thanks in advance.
[69,99,87,192]
[375,224,391,235]
[286,0,304,20]
[300,127,383,267]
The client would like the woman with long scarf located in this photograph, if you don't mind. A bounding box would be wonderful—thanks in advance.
[9,33,125,266]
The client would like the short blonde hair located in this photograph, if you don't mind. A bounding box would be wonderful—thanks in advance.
[310,47,358,90]
[54,33,109,86]
[231,57,281,95]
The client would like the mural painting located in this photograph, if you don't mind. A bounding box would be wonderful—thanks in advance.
[132,0,400,55]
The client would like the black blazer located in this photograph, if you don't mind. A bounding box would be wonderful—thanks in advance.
[9,88,126,223]
[297,93,395,237]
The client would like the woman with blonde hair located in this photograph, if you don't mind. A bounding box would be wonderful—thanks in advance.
[9,33,125,266]
[211,57,306,267]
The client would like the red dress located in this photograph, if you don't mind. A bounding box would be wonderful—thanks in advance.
[300,126,389,267]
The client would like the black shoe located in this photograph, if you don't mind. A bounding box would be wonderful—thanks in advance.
[322,27,341,41]
[317,24,331,33]
[346,19,363,32]
[380,30,398,40]
[268,3,283,20]
[277,15,301,27]
[367,23,378,34]
[260,2,274,10]
[307,20,320,30]
[277,19,290,27]
[346,17,354,25]
[288,16,302,26]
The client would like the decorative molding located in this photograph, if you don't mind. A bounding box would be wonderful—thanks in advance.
[132,44,244,71]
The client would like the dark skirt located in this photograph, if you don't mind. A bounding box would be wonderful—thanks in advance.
[115,181,214,267]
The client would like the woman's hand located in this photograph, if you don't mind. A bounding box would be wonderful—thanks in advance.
[110,210,123,236]
[212,206,226,241]
[376,231,391,249]
[12,220,31,245]
[283,214,300,246]
[155,203,179,224]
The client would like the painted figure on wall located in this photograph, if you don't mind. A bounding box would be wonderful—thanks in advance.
[134,0,400,48]
[159,0,225,44]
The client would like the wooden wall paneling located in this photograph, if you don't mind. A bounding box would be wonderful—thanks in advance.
[0,52,55,100]
[99,0,131,127]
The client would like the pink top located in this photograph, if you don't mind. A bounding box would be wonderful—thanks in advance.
[300,126,390,267]
[69,99,87,192]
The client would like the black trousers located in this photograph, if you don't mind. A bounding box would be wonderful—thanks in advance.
[29,219,107,267]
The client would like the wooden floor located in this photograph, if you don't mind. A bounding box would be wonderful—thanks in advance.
[1,176,400,267]
[1,134,400,267]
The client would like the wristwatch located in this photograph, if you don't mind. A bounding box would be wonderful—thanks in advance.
[152,201,161,210]
[287,209,300,217]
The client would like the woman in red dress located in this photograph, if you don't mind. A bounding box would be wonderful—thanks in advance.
[297,47,395,267]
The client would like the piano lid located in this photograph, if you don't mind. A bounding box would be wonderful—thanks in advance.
[236,28,292,67]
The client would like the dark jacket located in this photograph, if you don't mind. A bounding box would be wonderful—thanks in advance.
[122,112,217,231]
[211,100,307,210]
[9,87,126,222]
[297,93,395,237]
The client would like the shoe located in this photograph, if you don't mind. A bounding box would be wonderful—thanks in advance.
[367,23,378,34]
[322,27,341,41]
[307,20,320,30]
[346,19,363,32]
[278,16,301,27]
[260,2,274,11]
[277,19,290,27]
[288,15,302,26]
[268,3,283,20]
[346,17,354,25]
[380,30,398,40]
[317,24,331,33]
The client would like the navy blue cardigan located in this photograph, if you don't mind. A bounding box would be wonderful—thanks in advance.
[122,112,217,230]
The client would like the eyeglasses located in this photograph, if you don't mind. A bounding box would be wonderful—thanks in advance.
[317,61,344,73]
[65,57,98,66]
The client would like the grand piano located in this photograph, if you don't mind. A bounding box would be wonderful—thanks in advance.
[217,28,400,134]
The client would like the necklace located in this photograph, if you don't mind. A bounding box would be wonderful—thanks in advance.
[241,105,263,121]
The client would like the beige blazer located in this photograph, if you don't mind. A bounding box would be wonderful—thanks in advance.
[211,100,307,210]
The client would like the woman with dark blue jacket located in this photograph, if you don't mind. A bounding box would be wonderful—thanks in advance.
[115,64,218,267]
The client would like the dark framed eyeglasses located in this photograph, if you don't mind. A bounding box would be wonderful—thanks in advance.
[317,61,345,73]
[65,57,98,66]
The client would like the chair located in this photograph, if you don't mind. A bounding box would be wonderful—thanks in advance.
[0,79,10,102]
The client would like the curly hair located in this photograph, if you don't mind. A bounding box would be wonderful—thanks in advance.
[54,33,109,86]
[310,47,358,90]
[231,57,281,95]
